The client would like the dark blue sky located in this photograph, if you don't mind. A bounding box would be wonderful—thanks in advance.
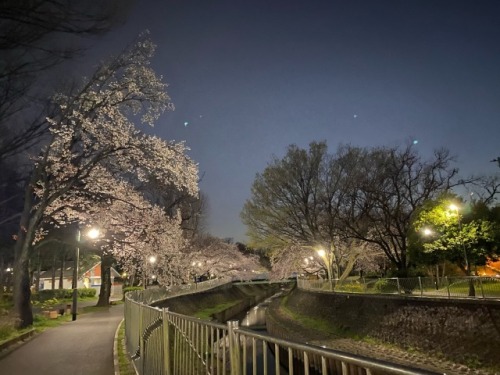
[88,0,500,242]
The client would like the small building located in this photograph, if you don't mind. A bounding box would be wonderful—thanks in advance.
[38,261,122,297]
[476,258,500,277]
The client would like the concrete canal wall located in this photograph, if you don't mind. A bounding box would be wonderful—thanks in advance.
[267,287,500,367]
[154,283,281,321]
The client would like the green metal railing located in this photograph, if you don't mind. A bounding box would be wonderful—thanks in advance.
[297,276,500,299]
[124,279,443,375]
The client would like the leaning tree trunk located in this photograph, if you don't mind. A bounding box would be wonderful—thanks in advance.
[97,253,112,307]
[13,178,46,328]
[0,256,4,300]
[13,223,36,328]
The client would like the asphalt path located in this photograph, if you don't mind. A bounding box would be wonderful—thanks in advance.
[0,302,124,375]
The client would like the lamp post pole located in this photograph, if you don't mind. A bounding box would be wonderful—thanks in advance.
[72,228,80,321]
[450,204,474,297]
[317,249,333,289]
[143,255,156,289]
[449,205,470,276]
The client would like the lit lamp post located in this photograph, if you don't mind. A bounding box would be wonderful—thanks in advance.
[449,204,470,276]
[317,249,333,288]
[191,261,202,284]
[143,255,157,289]
[422,228,440,290]
[72,227,100,321]
[449,204,475,297]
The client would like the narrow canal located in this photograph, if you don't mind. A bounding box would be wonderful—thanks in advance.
[235,290,289,375]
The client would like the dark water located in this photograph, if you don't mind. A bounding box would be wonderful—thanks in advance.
[237,291,289,375]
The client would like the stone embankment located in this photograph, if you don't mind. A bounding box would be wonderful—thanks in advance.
[266,287,500,375]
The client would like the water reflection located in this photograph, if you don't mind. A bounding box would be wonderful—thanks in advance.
[241,304,267,328]
[240,291,289,374]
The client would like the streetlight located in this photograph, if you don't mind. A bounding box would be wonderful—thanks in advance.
[421,228,439,289]
[422,228,433,236]
[143,255,156,289]
[449,204,474,297]
[73,227,100,321]
[449,204,469,276]
[317,249,333,285]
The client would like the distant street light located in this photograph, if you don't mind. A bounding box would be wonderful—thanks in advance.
[143,255,157,289]
[316,248,333,284]
[73,227,100,321]
[421,227,440,290]
[422,228,433,236]
[449,204,475,297]
[449,204,470,276]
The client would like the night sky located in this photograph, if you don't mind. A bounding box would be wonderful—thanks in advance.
[85,0,500,242]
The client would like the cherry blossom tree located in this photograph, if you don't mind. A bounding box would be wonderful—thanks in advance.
[180,235,264,283]
[13,36,199,327]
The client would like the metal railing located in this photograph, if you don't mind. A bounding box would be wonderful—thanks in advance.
[125,277,231,367]
[297,276,500,299]
[125,279,442,375]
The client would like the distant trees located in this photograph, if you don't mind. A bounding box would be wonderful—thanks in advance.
[413,194,499,283]
[180,235,263,282]
[242,141,460,278]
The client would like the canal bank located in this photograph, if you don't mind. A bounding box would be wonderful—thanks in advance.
[153,282,282,321]
[266,286,500,375]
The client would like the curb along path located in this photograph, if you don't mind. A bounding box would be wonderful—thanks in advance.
[0,303,124,375]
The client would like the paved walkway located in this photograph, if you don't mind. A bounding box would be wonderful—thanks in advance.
[0,302,124,375]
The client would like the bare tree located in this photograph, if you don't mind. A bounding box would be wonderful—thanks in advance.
[241,142,375,280]
[242,141,462,278]
[337,144,459,275]
[0,0,130,161]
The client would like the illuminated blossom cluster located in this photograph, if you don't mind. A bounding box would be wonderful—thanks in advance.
[28,36,198,279]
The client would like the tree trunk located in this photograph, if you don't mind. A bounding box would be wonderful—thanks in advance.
[34,249,41,292]
[0,256,4,300]
[13,177,46,328]
[59,255,65,289]
[96,253,112,307]
[51,255,56,290]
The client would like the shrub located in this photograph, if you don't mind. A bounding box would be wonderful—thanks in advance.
[78,288,96,298]
[373,278,398,293]
[336,282,365,293]
[33,288,96,301]
[32,298,61,310]
[0,320,16,341]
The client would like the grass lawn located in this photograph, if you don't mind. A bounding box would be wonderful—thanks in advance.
[0,296,100,346]
[117,321,136,375]
[192,300,242,320]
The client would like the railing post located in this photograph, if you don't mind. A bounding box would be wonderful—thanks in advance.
[396,278,401,294]
[139,305,145,374]
[478,276,485,299]
[445,276,451,298]
[163,308,171,375]
[228,321,241,375]
[418,277,423,296]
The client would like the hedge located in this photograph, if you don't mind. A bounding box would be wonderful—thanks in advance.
[33,288,96,301]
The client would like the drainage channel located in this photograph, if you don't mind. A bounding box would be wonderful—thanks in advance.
[235,290,289,375]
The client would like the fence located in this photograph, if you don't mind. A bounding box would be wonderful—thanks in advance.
[297,276,500,299]
[125,279,442,375]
